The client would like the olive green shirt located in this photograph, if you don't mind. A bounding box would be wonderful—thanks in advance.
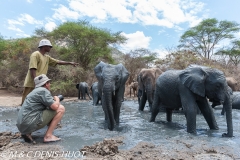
[16,87,54,134]
[23,51,59,87]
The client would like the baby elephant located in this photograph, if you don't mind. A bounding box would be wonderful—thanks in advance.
[76,82,92,100]
[90,82,101,106]
[211,87,240,115]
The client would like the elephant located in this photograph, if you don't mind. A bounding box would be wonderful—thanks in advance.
[226,77,238,91]
[211,87,240,115]
[94,61,129,130]
[76,82,92,100]
[129,81,138,97]
[138,68,163,112]
[149,65,233,137]
[90,82,101,106]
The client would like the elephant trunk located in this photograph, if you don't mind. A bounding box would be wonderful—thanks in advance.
[102,85,115,131]
[222,93,233,137]
[146,79,153,110]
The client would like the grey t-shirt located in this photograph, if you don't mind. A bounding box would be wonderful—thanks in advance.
[16,87,54,134]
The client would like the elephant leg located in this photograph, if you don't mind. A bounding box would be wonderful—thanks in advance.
[137,89,142,105]
[166,109,173,122]
[113,91,123,124]
[93,93,98,105]
[221,106,225,115]
[197,99,219,130]
[101,95,107,120]
[86,90,92,100]
[139,91,147,111]
[150,91,161,122]
[78,87,81,99]
[185,106,197,134]
[102,94,114,130]
[96,98,99,105]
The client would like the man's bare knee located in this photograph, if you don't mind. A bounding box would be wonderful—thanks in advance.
[57,105,65,113]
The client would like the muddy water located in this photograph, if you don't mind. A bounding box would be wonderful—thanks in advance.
[0,100,240,156]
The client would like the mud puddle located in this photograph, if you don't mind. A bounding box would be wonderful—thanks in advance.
[0,100,240,158]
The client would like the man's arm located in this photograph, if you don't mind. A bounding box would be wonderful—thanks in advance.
[57,61,79,67]
[50,96,60,110]
[30,68,37,79]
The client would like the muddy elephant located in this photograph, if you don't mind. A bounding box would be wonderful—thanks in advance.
[226,77,238,91]
[76,82,92,100]
[129,81,138,97]
[150,65,233,137]
[138,68,163,112]
[94,61,129,130]
[90,82,101,106]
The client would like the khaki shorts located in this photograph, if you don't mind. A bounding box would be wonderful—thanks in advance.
[36,109,57,130]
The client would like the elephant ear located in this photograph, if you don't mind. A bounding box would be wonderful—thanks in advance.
[94,61,106,83]
[137,74,143,91]
[116,63,129,86]
[154,68,163,88]
[179,66,207,97]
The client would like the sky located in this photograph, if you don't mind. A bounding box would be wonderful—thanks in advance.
[1,0,240,58]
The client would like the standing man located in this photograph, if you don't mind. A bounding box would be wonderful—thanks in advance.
[17,74,65,143]
[21,39,78,105]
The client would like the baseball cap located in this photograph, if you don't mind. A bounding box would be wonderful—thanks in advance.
[34,74,51,88]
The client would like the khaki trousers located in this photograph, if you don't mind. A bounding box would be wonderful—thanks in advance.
[21,87,34,105]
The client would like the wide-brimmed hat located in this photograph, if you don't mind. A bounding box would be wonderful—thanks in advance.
[34,74,51,88]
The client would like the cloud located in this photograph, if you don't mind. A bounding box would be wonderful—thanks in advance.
[7,14,43,37]
[18,14,43,25]
[8,26,23,33]
[68,0,136,23]
[26,0,33,3]
[45,21,57,31]
[52,4,80,22]
[53,0,206,28]
[120,31,151,52]
[153,48,169,59]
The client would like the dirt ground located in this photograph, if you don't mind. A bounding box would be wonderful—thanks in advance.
[0,89,238,160]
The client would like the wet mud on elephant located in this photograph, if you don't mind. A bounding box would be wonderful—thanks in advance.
[150,65,233,137]
[226,77,238,91]
[129,81,138,97]
[94,61,129,130]
[138,68,163,112]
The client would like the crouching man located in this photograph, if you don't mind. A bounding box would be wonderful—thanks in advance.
[16,74,65,143]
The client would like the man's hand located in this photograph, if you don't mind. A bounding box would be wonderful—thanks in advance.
[51,96,60,110]
[53,96,60,102]
[70,62,79,67]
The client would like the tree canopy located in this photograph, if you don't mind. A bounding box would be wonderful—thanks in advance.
[123,48,158,84]
[48,21,127,70]
[216,40,240,66]
[178,18,240,59]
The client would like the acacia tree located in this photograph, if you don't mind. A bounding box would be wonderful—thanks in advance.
[123,48,157,84]
[216,40,240,66]
[178,18,240,59]
[49,20,126,70]
[0,34,7,61]
[155,50,201,70]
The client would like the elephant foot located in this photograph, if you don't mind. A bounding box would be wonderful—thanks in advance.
[187,130,197,134]
[149,117,155,122]
[222,133,233,137]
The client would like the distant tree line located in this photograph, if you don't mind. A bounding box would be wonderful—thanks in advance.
[0,18,240,96]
